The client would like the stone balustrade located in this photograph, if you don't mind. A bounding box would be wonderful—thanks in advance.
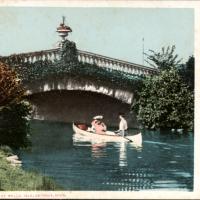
[1,48,157,75]
[0,48,60,63]
[77,50,157,75]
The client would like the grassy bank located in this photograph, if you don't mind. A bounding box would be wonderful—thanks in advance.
[0,147,61,191]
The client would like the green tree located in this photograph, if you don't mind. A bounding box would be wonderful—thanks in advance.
[145,45,182,70]
[0,62,24,109]
[0,62,31,149]
[178,56,194,90]
[0,101,31,149]
[133,68,194,130]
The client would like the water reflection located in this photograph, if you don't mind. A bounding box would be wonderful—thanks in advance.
[119,142,127,167]
[18,121,193,191]
[91,143,106,158]
[73,134,142,167]
[73,139,154,190]
[104,168,154,191]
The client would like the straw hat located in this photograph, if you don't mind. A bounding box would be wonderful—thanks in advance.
[93,115,103,120]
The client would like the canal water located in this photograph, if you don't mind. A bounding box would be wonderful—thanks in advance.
[18,120,194,191]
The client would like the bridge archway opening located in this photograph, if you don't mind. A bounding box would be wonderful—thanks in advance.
[27,90,138,128]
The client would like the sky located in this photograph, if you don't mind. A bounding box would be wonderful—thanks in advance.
[0,7,194,65]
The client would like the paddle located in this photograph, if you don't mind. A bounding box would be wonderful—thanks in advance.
[114,130,133,142]
[124,137,133,143]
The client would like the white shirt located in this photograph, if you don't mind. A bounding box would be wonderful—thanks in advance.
[119,117,128,131]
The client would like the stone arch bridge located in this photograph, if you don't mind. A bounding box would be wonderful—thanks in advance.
[0,39,157,127]
[1,47,156,103]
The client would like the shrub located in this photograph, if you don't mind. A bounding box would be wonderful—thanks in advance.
[0,101,32,149]
[133,68,194,130]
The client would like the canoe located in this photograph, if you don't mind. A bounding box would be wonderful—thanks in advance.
[72,123,142,147]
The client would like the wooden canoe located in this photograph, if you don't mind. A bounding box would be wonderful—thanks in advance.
[72,123,142,147]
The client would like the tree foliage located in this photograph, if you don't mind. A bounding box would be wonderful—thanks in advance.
[178,56,194,90]
[0,101,32,149]
[60,39,78,64]
[145,45,182,70]
[133,68,194,130]
[0,62,31,149]
[0,62,24,109]
[133,46,194,131]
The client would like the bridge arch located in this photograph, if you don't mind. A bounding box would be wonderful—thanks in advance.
[25,75,139,127]
[28,90,138,128]
[25,75,134,105]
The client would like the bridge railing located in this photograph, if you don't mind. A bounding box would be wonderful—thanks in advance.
[0,48,157,75]
[0,48,60,63]
[77,50,157,75]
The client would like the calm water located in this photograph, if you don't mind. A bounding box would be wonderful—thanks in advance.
[18,120,194,191]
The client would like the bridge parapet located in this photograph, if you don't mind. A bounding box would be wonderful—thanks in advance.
[1,48,157,76]
[0,48,60,63]
[77,50,156,75]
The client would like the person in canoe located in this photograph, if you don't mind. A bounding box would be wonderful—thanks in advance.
[115,113,128,137]
[89,115,107,135]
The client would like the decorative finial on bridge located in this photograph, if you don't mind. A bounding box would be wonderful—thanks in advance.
[62,16,65,24]
[56,16,72,43]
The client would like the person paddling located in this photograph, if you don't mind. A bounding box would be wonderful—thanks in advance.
[115,113,128,137]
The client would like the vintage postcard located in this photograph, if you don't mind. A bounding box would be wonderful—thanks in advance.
[0,0,199,199]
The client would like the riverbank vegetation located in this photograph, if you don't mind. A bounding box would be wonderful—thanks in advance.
[0,101,31,148]
[0,62,31,149]
[0,146,60,190]
[0,62,60,190]
[132,46,194,131]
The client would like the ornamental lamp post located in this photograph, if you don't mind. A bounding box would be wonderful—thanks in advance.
[56,16,72,47]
